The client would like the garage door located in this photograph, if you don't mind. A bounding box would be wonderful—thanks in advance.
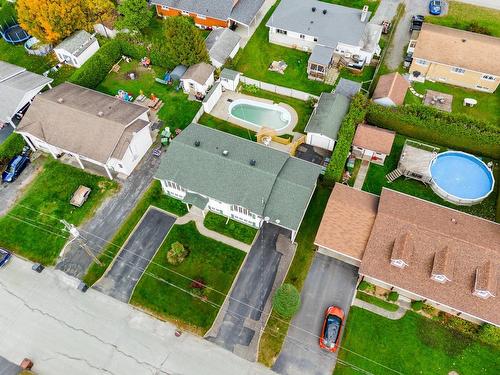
[309,134,333,151]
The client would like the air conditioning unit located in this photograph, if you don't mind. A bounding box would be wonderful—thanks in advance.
[344,53,351,58]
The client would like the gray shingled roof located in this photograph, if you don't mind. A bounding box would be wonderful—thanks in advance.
[206,28,241,65]
[152,0,234,20]
[266,0,370,48]
[334,78,362,98]
[221,68,239,81]
[305,93,350,140]
[309,45,334,65]
[182,63,215,84]
[55,30,96,57]
[230,0,265,25]
[155,124,321,231]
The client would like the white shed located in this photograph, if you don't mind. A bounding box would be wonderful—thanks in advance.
[180,63,215,95]
[220,68,240,91]
[54,30,100,68]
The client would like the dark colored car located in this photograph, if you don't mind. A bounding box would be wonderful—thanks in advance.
[429,0,442,15]
[410,15,425,32]
[2,154,29,183]
[0,248,12,268]
[319,306,345,352]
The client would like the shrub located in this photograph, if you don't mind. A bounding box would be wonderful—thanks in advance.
[411,300,424,311]
[0,133,25,166]
[357,280,371,291]
[478,324,500,348]
[387,291,399,302]
[167,241,189,265]
[466,21,491,36]
[116,34,148,61]
[191,278,206,289]
[272,283,301,318]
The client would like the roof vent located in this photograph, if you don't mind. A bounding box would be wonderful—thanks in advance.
[97,111,104,117]
[322,9,327,15]
[462,39,467,43]
[194,140,201,147]
[250,159,256,166]
[57,97,64,103]
[451,218,457,224]
[222,150,229,156]
[312,7,316,12]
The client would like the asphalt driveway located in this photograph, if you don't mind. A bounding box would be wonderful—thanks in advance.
[273,254,358,375]
[93,207,175,302]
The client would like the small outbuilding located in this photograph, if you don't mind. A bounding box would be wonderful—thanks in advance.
[220,68,240,91]
[372,72,410,107]
[206,28,241,68]
[54,30,100,68]
[180,63,215,96]
[352,123,396,165]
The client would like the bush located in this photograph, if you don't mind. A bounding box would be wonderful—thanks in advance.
[466,21,491,35]
[166,241,189,265]
[0,133,25,166]
[272,283,301,318]
[411,300,424,311]
[357,280,371,291]
[478,324,500,348]
[387,291,399,302]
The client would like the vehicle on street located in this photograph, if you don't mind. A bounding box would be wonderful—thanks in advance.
[319,306,344,352]
[429,0,442,15]
[70,185,92,207]
[410,15,425,32]
[0,248,12,268]
[2,154,30,183]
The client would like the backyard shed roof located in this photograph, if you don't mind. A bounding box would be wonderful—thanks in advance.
[181,63,215,84]
[221,68,240,81]
[171,65,187,81]
[352,124,396,155]
[206,28,241,65]
[55,30,97,57]
[16,83,149,163]
[372,72,409,106]
[305,93,350,140]
[309,45,334,66]
[155,124,321,231]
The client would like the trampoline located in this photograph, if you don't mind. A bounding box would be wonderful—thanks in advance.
[1,23,30,45]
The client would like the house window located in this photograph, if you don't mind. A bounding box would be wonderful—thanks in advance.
[309,64,325,73]
[416,59,428,66]
[474,290,491,299]
[299,34,305,39]
[431,274,446,283]
[161,6,169,10]
[181,11,190,16]
[313,37,318,42]
[276,29,287,35]
[166,180,184,191]
[451,67,465,74]
[231,205,251,216]
[481,74,496,81]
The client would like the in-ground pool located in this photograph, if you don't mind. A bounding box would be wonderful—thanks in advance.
[429,151,495,205]
[228,99,291,131]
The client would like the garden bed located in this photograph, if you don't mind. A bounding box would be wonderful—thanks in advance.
[356,291,399,312]
[203,212,258,245]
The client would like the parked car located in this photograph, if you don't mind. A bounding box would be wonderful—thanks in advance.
[70,185,91,207]
[319,306,345,352]
[410,15,425,32]
[0,248,12,268]
[1,154,30,183]
[429,0,442,15]
[404,52,414,68]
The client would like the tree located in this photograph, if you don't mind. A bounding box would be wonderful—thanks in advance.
[167,242,189,265]
[162,16,209,68]
[116,0,152,33]
[16,0,114,44]
[272,284,301,318]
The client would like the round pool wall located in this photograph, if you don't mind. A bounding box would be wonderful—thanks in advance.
[429,151,494,206]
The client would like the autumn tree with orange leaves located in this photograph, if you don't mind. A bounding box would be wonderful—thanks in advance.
[16,0,115,44]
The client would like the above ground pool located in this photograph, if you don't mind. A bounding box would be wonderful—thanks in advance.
[229,99,291,131]
[429,151,494,205]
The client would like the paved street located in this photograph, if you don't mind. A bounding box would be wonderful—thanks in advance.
[273,255,358,375]
[93,208,175,302]
[0,257,277,375]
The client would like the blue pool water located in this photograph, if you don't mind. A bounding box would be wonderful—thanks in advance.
[430,152,494,200]
[229,100,290,130]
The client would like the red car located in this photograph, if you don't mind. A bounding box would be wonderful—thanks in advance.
[319,306,344,352]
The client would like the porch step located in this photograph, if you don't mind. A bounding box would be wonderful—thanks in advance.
[386,169,403,183]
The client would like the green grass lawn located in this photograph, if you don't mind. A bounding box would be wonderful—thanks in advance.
[203,212,258,245]
[198,114,257,141]
[336,307,500,375]
[96,60,201,130]
[234,3,333,96]
[0,159,118,265]
[130,221,246,334]
[362,135,498,221]
[356,291,399,312]
[83,180,188,286]
[321,0,380,14]
[404,80,500,126]
[0,0,15,23]
[427,1,500,37]
[347,159,362,187]
[259,183,332,366]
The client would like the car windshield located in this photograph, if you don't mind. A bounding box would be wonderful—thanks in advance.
[0,251,7,262]
[324,315,342,345]
[7,157,21,173]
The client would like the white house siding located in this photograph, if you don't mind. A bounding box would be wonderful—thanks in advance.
[108,125,153,176]
[181,74,215,95]
[221,74,240,91]
[317,246,361,267]
[306,132,335,151]
[54,40,99,68]
[268,28,318,52]
[352,146,386,165]
[203,83,222,113]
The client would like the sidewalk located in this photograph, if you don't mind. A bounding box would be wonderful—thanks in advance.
[353,160,370,190]
[352,298,407,320]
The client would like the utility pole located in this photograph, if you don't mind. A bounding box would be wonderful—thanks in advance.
[60,220,103,266]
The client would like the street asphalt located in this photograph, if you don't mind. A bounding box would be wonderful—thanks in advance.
[273,254,358,375]
[93,207,175,302]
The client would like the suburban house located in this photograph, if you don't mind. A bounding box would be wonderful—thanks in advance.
[151,0,265,34]
[206,28,241,68]
[180,63,215,96]
[315,185,500,326]
[372,72,410,107]
[155,124,322,241]
[305,93,350,151]
[54,30,100,68]
[16,83,153,179]
[266,0,382,81]
[0,61,53,128]
[409,23,500,93]
[351,124,396,165]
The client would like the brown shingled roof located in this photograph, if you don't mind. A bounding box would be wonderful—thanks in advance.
[390,230,413,267]
[352,124,396,155]
[431,246,454,282]
[372,72,409,106]
[359,188,500,326]
[314,184,379,262]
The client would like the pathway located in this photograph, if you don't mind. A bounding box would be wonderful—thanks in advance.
[352,298,407,320]
[353,160,370,190]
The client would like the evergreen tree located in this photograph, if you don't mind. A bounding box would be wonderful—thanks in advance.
[116,0,152,33]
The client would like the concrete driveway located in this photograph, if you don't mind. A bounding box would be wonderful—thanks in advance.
[273,254,358,375]
[93,207,175,302]
[207,223,295,361]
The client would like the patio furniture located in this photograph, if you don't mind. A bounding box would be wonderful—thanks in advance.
[269,60,288,74]
[463,98,477,107]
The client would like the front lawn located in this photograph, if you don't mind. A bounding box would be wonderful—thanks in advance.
[335,307,500,375]
[83,180,188,286]
[0,159,118,265]
[198,114,257,141]
[203,212,258,245]
[130,221,246,334]
[96,60,201,130]
[362,135,498,221]
[356,291,399,312]
[234,2,333,96]
[321,0,380,15]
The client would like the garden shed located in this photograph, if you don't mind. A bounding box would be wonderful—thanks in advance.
[54,30,99,68]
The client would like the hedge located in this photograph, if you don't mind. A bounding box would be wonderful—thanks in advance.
[324,93,368,184]
[366,103,500,159]
[0,133,25,166]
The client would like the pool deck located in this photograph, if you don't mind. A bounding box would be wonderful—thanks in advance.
[209,91,298,135]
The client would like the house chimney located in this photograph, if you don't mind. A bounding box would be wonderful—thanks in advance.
[361,5,369,22]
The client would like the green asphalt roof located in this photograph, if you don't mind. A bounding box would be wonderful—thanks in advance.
[304,93,350,140]
[156,124,321,231]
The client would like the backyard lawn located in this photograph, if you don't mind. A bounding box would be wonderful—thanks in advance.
[234,3,333,96]
[83,180,187,286]
[321,0,380,14]
[362,135,498,221]
[198,114,257,141]
[0,159,118,265]
[203,212,258,245]
[335,307,500,375]
[130,221,246,334]
[96,60,201,130]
